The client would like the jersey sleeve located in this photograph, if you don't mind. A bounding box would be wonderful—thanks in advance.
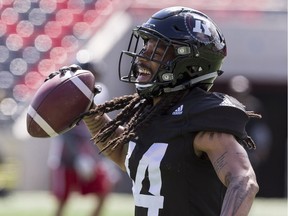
[186,105,249,139]
[184,91,250,140]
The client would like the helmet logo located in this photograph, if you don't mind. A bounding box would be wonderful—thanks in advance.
[184,13,217,44]
[193,20,211,37]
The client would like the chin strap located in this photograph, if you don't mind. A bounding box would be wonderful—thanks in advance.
[163,71,221,93]
[135,70,223,98]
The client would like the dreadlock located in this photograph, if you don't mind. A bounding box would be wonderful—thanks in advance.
[88,90,188,153]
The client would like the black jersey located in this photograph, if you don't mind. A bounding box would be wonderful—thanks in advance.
[125,88,250,216]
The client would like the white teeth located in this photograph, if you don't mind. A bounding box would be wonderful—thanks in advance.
[138,68,151,75]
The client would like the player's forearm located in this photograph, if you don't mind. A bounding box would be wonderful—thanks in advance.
[83,113,110,142]
[83,113,126,170]
[220,174,259,216]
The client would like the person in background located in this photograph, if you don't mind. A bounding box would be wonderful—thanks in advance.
[48,120,120,216]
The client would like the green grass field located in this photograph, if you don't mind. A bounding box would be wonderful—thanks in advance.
[0,191,286,216]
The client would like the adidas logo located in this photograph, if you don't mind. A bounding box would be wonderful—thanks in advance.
[220,96,236,107]
[172,105,184,115]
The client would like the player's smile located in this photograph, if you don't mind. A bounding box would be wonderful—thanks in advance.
[135,65,153,83]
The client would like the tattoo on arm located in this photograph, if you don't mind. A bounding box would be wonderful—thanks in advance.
[214,151,228,173]
[222,172,250,215]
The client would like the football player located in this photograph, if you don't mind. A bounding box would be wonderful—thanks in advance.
[83,6,260,216]
[48,123,119,216]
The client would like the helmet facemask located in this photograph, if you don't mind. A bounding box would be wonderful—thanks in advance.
[119,27,194,98]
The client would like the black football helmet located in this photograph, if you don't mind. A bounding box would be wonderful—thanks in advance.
[118,6,227,98]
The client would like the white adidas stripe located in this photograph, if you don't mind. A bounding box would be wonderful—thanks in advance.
[27,105,58,137]
[172,105,183,115]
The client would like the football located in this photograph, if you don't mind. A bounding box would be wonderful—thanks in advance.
[26,65,96,138]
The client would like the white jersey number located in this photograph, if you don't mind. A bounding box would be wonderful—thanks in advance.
[125,141,168,216]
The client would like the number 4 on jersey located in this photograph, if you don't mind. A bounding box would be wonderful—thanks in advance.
[125,141,168,216]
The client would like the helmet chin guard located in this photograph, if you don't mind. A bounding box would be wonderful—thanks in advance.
[118,6,227,98]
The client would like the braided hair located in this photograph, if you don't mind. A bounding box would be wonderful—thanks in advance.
[86,86,260,152]
[88,90,188,153]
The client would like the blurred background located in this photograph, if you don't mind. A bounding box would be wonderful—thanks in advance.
[0,0,287,214]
